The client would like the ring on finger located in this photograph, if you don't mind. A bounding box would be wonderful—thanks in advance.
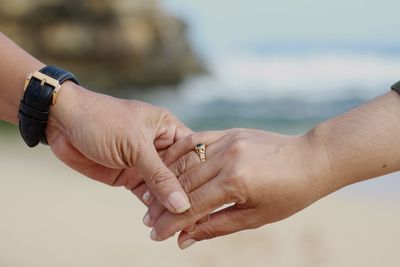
[194,143,207,162]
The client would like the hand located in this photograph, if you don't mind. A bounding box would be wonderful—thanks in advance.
[45,82,192,214]
[146,128,334,248]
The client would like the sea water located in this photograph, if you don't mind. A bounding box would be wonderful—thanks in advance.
[133,50,400,133]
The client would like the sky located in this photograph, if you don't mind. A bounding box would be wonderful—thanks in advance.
[162,0,400,54]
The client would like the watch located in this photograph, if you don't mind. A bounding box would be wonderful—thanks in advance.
[18,66,80,147]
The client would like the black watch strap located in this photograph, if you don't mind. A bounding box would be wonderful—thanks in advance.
[18,66,79,147]
[392,80,400,95]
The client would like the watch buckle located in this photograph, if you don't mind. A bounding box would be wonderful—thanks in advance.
[24,71,61,104]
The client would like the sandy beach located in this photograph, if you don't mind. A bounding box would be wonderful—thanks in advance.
[0,136,399,267]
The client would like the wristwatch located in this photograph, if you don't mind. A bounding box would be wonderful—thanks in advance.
[392,80,400,95]
[18,66,79,147]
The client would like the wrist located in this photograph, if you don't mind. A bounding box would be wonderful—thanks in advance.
[299,129,340,200]
[46,82,92,144]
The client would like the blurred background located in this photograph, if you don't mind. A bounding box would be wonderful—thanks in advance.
[0,0,399,266]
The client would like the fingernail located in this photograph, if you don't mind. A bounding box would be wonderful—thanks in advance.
[180,239,197,250]
[143,191,151,204]
[142,211,151,227]
[168,192,191,213]
[150,229,158,241]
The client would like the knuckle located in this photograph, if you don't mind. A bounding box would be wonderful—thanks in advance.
[223,172,248,204]
[186,134,197,148]
[148,202,164,218]
[182,194,200,218]
[225,139,248,158]
[148,167,173,188]
[159,107,171,116]
[198,222,218,240]
[158,108,176,124]
[107,170,127,187]
[176,155,189,176]
[178,174,192,193]
[125,169,142,189]
[154,225,174,241]
[248,220,262,230]
[230,128,247,138]
[224,174,243,192]
[182,206,197,219]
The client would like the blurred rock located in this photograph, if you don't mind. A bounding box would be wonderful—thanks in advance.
[0,0,204,90]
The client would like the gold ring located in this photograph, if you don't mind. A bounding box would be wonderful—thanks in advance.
[194,143,207,162]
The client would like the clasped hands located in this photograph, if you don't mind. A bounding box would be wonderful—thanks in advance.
[47,82,333,249]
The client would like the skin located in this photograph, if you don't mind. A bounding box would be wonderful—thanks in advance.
[142,91,400,249]
[0,32,192,214]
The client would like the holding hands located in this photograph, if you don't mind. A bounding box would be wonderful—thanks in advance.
[142,129,332,249]
[2,32,400,251]
[136,92,400,249]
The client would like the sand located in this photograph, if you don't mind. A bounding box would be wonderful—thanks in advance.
[0,136,399,267]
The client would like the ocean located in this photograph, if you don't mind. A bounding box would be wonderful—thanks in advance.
[129,50,400,135]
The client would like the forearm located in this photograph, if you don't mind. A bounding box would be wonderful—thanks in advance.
[0,32,45,124]
[308,91,400,193]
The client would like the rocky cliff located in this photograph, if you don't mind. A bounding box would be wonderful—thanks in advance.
[0,0,203,90]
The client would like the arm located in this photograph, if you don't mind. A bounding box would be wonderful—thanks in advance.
[145,91,400,249]
[0,32,192,214]
[0,32,44,123]
[309,91,400,191]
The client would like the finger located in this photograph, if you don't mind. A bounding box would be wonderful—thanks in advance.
[158,149,166,158]
[151,176,230,241]
[154,117,192,150]
[168,113,193,142]
[145,203,209,229]
[169,142,221,178]
[131,183,154,206]
[117,168,143,188]
[162,131,225,166]
[174,124,193,142]
[147,152,223,224]
[183,224,197,234]
[176,152,223,198]
[145,200,167,227]
[139,144,191,214]
[169,151,200,177]
[178,206,257,249]
[198,214,210,224]
[182,214,209,233]
[154,137,176,151]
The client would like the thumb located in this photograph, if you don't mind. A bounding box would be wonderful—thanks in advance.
[138,144,191,214]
